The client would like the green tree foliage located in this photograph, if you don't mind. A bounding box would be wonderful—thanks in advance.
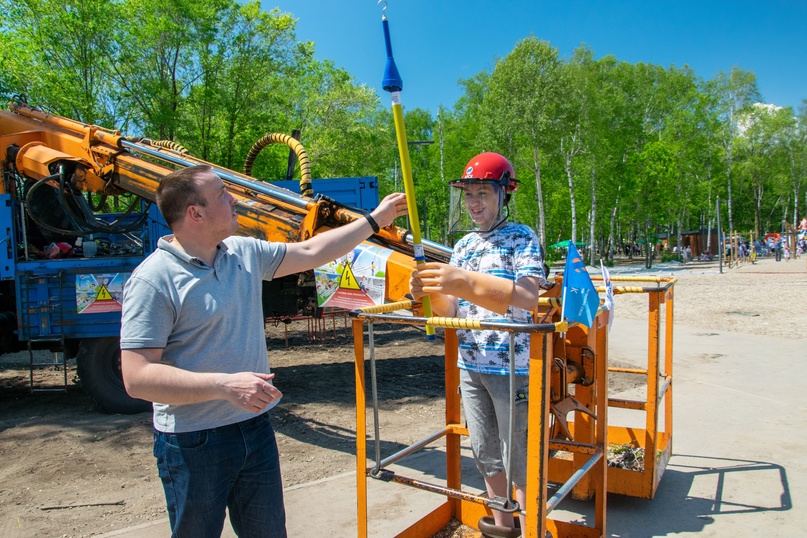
[112,0,232,140]
[708,67,762,233]
[177,3,309,174]
[1,1,803,261]
[0,1,386,181]
[290,59,387,180]
[628,141,676,268]
[0,0,119,124]
[432,74,492,243]
[479,37,564,246]
[734,104,794,236]
[777,101,807,228]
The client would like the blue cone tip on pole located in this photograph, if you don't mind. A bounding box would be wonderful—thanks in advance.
[381,19,402,92]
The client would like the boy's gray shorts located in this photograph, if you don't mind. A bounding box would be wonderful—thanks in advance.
[459,368,529,487]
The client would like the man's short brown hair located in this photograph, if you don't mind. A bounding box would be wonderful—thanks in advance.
[155,165,211,229]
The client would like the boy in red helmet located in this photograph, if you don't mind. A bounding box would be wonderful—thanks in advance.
[410,152,545,534]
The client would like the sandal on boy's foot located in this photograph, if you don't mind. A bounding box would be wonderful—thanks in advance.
[477,515,521,538]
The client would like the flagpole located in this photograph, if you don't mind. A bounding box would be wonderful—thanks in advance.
[560,272,567,322]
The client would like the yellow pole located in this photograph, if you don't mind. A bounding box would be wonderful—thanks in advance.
[381,8,435,339]
[389,94,435,338]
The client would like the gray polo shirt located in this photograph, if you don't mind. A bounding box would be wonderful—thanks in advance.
[120,235,286,433]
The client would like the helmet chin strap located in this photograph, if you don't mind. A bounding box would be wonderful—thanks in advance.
[478,217,507,234]
[476,197,510,234]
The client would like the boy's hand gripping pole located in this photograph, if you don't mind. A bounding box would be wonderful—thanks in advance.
[380,4,435,340]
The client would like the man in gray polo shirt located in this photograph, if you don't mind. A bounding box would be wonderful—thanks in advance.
[120,165,407,538]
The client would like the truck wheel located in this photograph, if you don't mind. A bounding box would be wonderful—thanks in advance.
[76,337,151,414]
[0,311,17,354]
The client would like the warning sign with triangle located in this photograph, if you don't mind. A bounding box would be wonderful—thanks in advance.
[338,263,361,290]
[95,284,114,301]
[314,245,394,309]
[326,261,374,309]
[76,273,127,314]
[80,283,122,313]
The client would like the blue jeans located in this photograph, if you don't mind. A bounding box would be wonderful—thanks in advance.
[153,413,286,538]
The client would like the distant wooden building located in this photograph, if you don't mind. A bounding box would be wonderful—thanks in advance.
[659,229,720,258]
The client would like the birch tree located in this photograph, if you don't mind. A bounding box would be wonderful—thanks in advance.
[782,101,807,224]
[708,67,761,234]
[478,37,563,247]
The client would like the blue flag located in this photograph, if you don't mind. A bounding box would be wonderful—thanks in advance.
[561,241,599,328]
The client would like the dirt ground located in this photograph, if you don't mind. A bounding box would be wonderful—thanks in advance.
[0,255,804,537]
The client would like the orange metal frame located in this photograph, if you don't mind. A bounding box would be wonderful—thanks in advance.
[349,273,676,536]
[593,276,675,499]
[351,302,609,538]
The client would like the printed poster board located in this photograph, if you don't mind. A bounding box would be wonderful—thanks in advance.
[76,273,129,314]
[315,244,393,309]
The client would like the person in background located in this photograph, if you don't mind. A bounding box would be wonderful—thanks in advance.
[409,153,545,535]
[120,165,408,538]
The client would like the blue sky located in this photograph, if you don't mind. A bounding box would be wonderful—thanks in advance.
[262,1,806,114]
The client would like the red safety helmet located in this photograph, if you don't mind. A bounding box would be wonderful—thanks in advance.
[450,152,518,193]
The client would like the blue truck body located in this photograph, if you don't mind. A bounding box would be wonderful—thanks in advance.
[3,178,378,412]
[7,178,377,343]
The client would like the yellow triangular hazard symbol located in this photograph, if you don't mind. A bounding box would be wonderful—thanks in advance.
[338,263,361,290]
[95,284,114,301]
